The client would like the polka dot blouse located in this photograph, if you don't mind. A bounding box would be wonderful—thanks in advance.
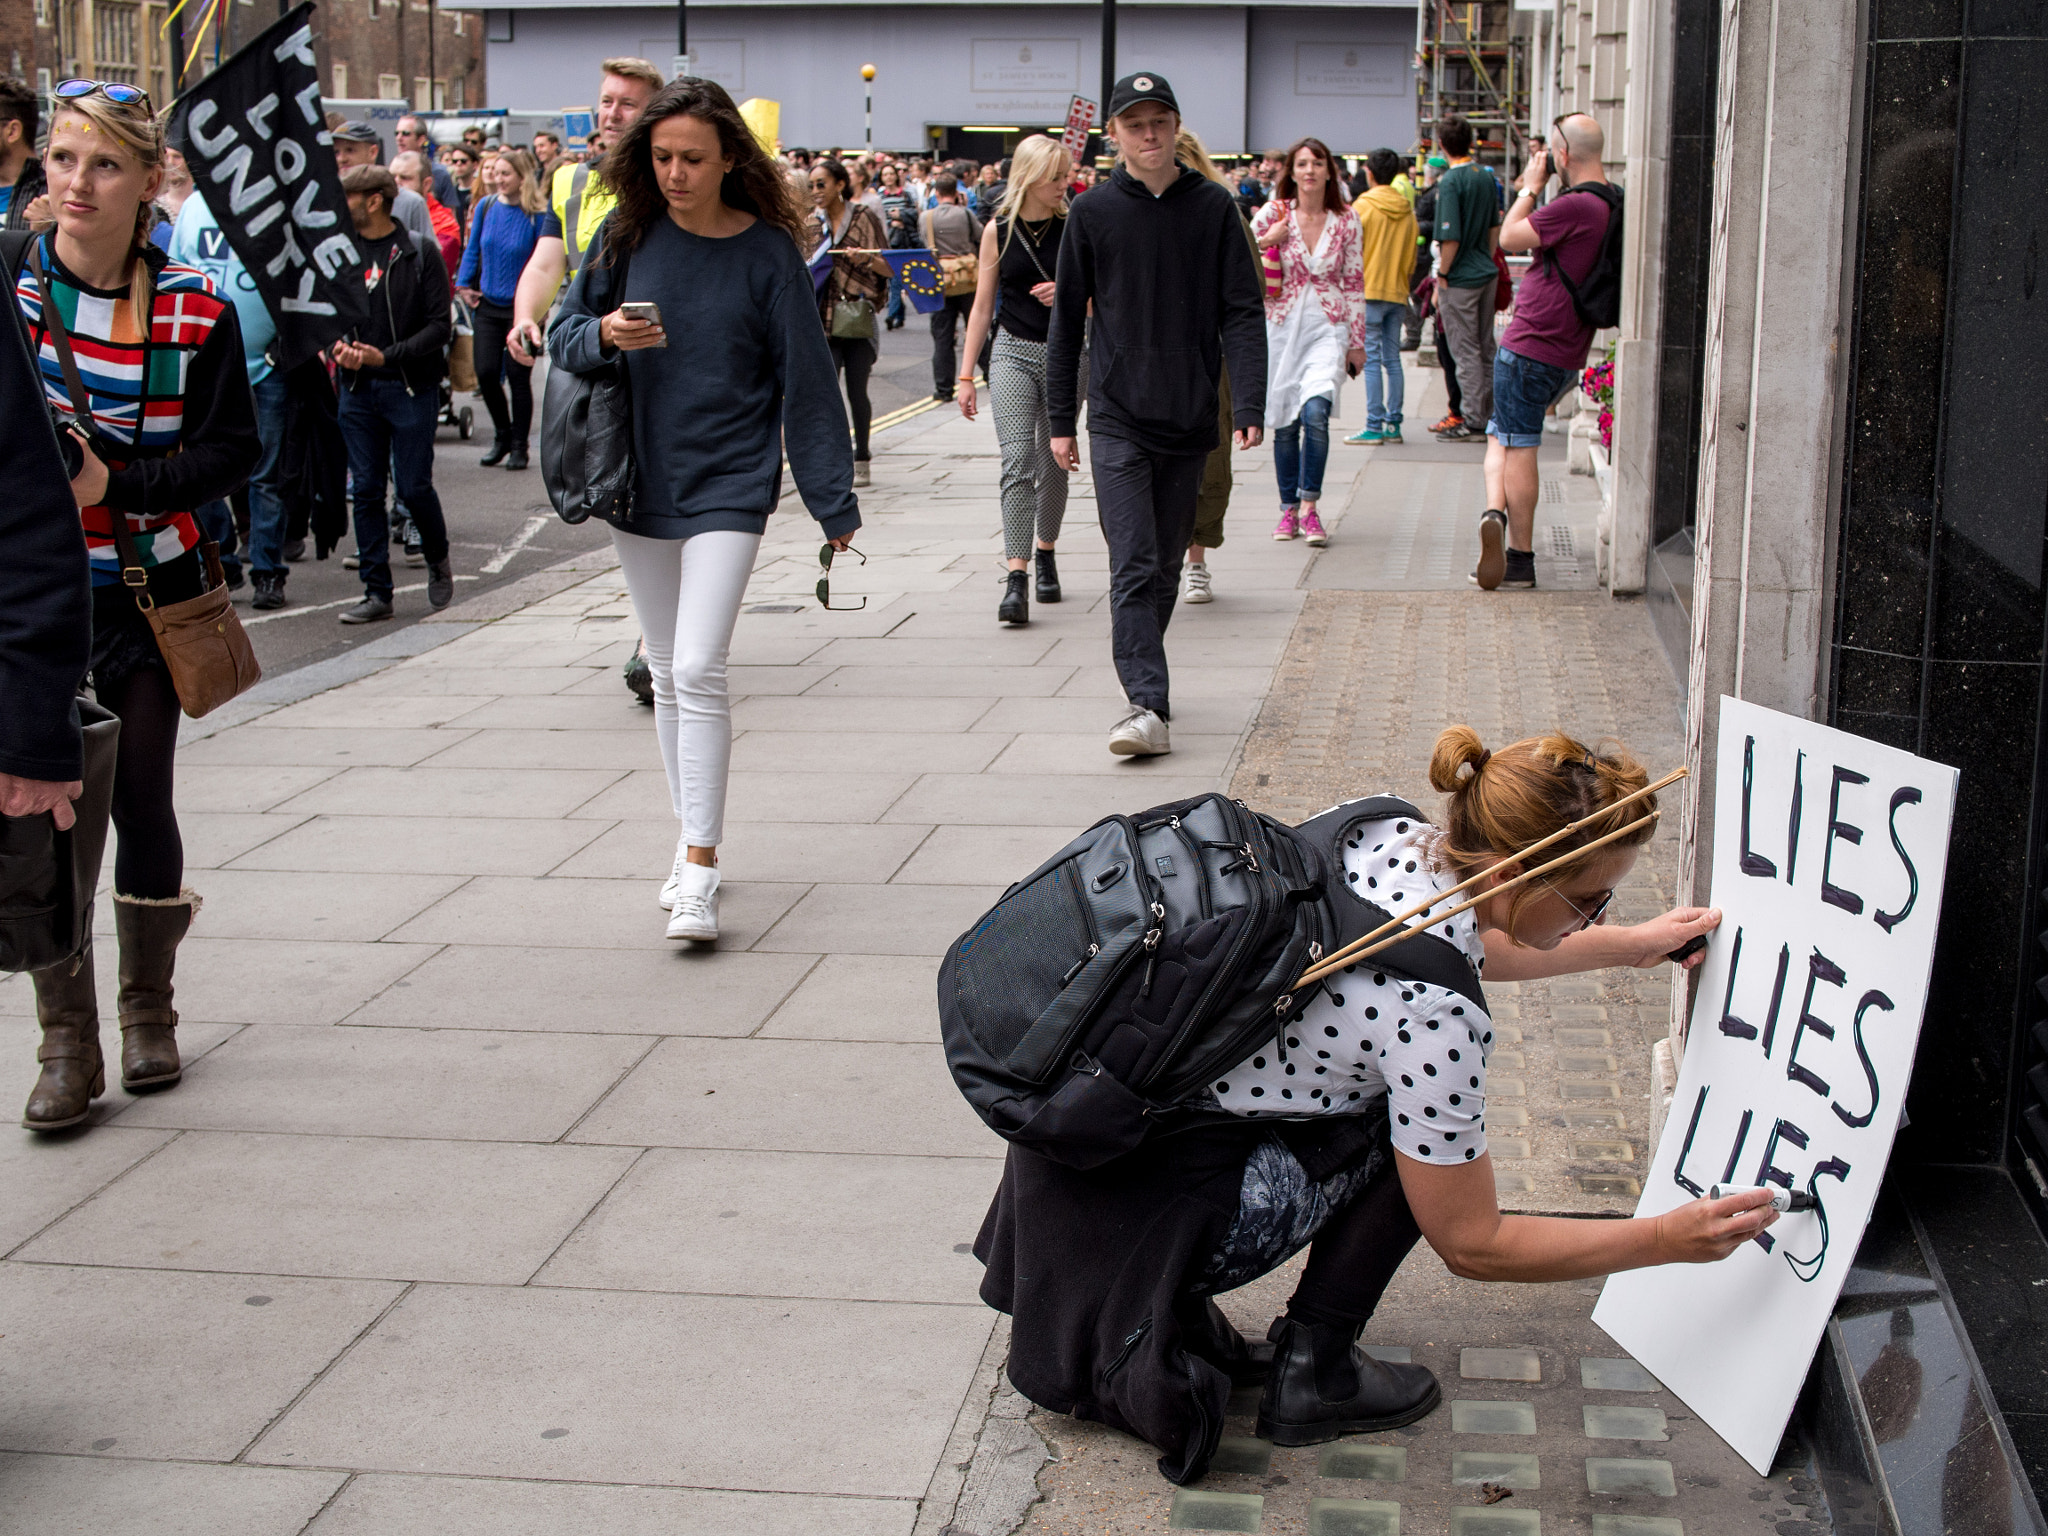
[1208,815,1496,1164]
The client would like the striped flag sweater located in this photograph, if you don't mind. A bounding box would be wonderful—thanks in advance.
[12,233,260,586]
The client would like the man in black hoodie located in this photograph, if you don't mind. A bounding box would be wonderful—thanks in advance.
[331,165,454,625]
[1047,73,1266,759]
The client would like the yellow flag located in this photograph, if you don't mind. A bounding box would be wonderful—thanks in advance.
[738,98,780,158]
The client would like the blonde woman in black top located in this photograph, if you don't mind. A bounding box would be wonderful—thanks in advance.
[957,135,1073,625]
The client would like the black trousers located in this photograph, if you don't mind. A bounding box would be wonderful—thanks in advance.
[1285,1165,1426,1329]
[471,299,534,447]
[828,335,875,461]
[1091,432,1207,718]
[930,293,991,398]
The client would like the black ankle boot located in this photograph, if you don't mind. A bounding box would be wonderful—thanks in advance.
[1255,1316,1441,1446]
[998,568,1029,625]
[505,441,530,471]
[1035,547,1061,603]
[479,437,511,467]
[1186,1300,1275,1387]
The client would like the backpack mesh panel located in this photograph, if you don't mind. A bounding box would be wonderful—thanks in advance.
[951,863,1092,1064]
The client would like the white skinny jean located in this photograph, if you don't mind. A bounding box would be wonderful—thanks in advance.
[610,525,762,847]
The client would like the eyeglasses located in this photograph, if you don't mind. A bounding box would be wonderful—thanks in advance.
[55,78,154,113]
[817,542,866,611]
[1540,877,1613,933]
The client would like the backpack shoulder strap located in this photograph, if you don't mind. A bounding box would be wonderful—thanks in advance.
[1291,796,1487,1011]
[564,163,593,268]
[0,227,31,279]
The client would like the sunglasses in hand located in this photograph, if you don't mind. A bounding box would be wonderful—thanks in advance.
[817,542,866,611]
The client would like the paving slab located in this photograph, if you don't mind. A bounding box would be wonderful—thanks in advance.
[166,812,311,870]
[553,817,932,885]
[755,880,1002,956]
[112,1024,650,1142]
[728,694,993,734]
[99,868,470,943]
[385,874,808,951]
[566,767,916,823]
[302,1473,914,1536]
[226,813,609,876]
[176,726,474,767]
[568,1036,999,1158]
[249,1285,993,1497]
[19,1131,638,1283]
[0,1125,175,1253]
[884,771,1217,827]
[0,1452,345,1536]
[270,764,627,820]
[348,944,817,1035]
[535,1147,999,1302]
[416,726,660,769]
[0,1262,401,1460]
[758,953,944,1042]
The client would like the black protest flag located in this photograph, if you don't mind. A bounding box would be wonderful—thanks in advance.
[168,3,369,373]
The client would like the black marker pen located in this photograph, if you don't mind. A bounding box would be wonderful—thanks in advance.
[1710,1183,1818,1212]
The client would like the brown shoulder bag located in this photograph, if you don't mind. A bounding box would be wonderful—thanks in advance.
[29,243,260,719]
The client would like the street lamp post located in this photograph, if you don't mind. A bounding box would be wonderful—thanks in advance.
[861,63,875,154]
[672,0,690,84]
[1099,0,1116,162]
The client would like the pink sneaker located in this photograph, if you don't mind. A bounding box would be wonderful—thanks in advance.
[1299,508,1328,546]
[1272,505,1300,541]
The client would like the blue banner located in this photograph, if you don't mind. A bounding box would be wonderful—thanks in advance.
[879,249,949,315]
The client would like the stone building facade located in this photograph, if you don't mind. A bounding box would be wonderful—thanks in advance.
[0,0,484,115]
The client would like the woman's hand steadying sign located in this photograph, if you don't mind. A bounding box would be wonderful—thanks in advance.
[1653,1187,1780,1263]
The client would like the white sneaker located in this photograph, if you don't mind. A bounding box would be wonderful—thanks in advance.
[658,838,690,910]
[1182,562,1214,604]
[665,863,720,941]
[1108,707,1171,757]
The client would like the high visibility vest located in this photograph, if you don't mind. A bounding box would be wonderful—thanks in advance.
[551,161,617,273]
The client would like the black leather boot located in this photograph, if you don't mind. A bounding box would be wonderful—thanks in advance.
[1034,547,1061,603]
[1186,1300,1275,1387]
[505,441,530,471]
[479,437,511,467]
[1255,1316,1441,1446]
[998,568,1029,625]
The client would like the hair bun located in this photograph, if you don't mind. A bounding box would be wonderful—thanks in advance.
[1428,725,1489,793]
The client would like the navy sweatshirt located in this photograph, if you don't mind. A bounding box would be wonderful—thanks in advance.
[1046,164,1268,456]
[549,217,861,541]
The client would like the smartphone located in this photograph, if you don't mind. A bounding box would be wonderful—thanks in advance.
[618,300,666,346]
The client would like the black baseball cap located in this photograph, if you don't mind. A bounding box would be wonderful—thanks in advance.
[1106,71,1179,121]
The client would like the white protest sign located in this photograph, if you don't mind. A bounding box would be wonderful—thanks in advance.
[1592,696,1957,1474]
[1060,94,1097,168]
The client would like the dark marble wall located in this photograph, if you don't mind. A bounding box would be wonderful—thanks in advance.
[1650,0,1721,547]
[1829,2,2048,1176]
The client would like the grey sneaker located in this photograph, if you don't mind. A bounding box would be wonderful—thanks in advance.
[1109,707,1171,757]
[1182,562,1214,604]
[339,594,393,625]
[427,558,454,610]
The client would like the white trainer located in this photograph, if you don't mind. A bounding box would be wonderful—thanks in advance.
[1108,707,1171,757]
[658,838,690,910]
[665,863,721,941]
[1182,562,1214,604]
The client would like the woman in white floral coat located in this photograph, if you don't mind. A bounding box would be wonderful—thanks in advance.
[1252,138,1366,547]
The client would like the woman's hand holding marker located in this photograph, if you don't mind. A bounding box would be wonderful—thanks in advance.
[1654,1186,1780,1263]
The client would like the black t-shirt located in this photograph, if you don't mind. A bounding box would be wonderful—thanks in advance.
[995,216,1064,344]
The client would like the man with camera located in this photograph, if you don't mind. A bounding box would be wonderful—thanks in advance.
[1473,112,1617,592]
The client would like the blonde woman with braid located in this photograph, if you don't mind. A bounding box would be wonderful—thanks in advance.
[6,80,259,1130]
[957,134,1073,625]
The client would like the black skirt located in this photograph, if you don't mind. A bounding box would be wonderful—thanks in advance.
[89,547,206,691]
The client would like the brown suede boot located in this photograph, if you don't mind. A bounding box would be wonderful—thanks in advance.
[24,947,104,1131]
[114,889,200,1093]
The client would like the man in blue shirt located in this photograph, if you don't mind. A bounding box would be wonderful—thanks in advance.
[169,192,292,609]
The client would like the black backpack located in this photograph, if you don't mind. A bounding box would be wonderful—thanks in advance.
[1545,182,1625,330]
[939,794,1486,1169]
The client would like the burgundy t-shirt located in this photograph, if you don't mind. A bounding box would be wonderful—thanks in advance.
[1500,190,1611,371]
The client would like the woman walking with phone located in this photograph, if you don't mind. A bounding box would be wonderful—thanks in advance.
[957,134,1073,626]
[549,78,860,943]
[9,80,259,1129]
[456,148,547,469]
[1252,137,1364,547]
[809,158,887,488]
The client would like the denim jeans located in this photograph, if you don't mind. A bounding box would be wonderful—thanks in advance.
[1273,395,1333,505]
[338,377,449,601]
[1363,299,1405,430]
[193,496,241,578]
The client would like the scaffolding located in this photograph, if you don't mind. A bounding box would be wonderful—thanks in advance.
[1415,0,1531,173]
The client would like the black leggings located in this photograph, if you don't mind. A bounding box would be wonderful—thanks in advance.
[471,300,534,446]
[828,335,874,461]
[1285,1166,1426,1330]
[98,665,185,901]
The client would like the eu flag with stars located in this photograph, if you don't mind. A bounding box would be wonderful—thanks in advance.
[880,250,949,315]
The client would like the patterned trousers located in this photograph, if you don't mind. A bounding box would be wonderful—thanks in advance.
[989,329,1070,562]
